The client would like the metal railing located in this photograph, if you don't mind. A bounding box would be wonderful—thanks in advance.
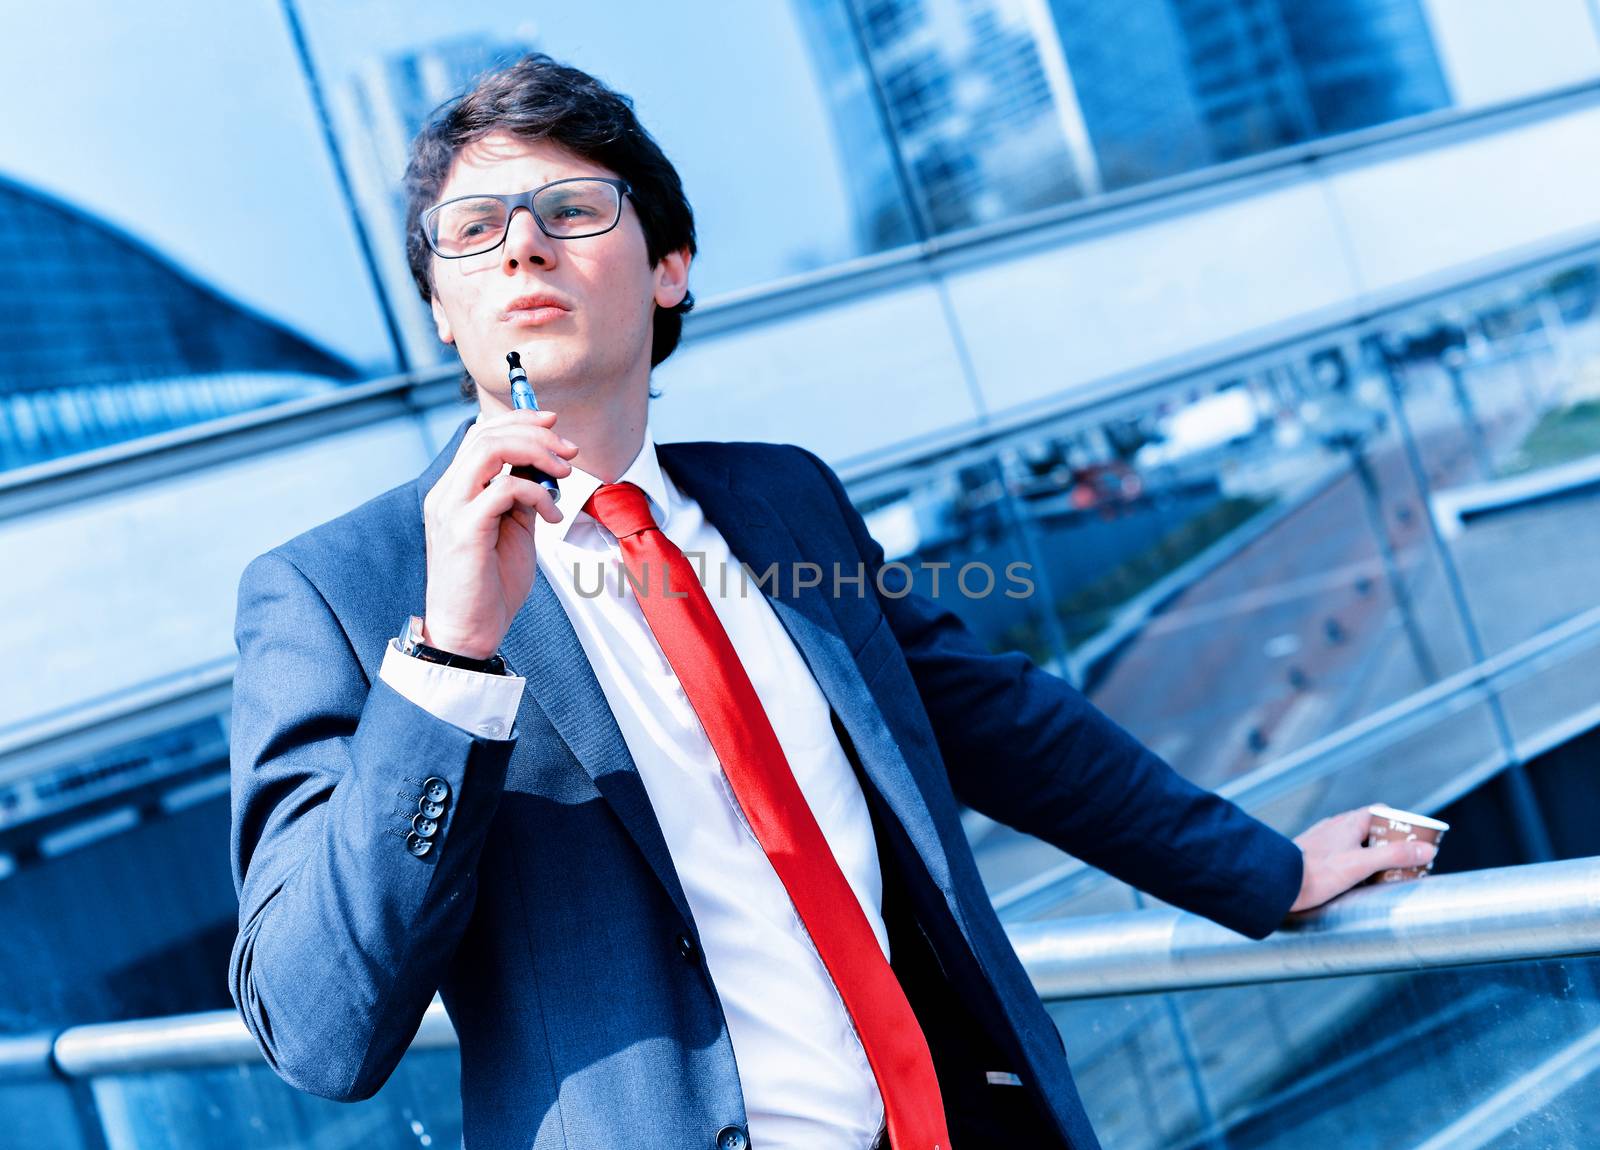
[3,858,1596,1083]
[1014,857,1600,999]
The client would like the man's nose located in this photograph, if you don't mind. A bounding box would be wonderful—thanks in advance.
[502,206,558,271]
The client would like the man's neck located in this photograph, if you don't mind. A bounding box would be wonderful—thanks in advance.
[478,388,648,484]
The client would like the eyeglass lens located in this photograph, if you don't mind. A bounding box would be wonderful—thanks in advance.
[429,180,622,256]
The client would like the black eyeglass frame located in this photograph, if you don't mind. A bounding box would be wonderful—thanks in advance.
[421,176,634,259]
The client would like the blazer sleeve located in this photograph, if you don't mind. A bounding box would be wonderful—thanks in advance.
[227,550,516,1101]
[795,446,1303,940]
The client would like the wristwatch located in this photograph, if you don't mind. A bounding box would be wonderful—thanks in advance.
[398,614,510,676]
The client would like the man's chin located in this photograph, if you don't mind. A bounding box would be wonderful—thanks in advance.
[493,346,584,390]
[520,365,588,399]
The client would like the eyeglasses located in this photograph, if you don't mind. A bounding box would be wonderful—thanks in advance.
[421,176,633,259]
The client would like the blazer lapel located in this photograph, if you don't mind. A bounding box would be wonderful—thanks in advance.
[499,572,700,929]
[661,445,957,897]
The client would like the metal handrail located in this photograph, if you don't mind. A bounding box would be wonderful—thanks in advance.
[1015,857,1600,1000]
[4,859,1597,1082]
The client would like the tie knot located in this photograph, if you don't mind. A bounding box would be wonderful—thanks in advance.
[583,481,657,540]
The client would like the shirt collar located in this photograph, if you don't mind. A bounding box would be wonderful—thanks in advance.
[543,420,669,546]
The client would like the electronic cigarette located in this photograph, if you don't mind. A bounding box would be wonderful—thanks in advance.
[506,351,561,503]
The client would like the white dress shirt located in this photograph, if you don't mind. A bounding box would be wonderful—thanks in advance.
[379,420,889,1149]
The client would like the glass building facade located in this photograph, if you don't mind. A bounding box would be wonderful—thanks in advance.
[0,176,355,470]
[5,0,1580,475]
[5,2,1600,1146]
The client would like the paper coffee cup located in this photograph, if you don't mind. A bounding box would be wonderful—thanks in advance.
[1365,803,1449,884]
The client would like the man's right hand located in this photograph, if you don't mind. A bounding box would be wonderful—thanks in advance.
[420,409,580,660]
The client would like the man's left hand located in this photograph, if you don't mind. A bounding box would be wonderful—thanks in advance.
[1288,805,1438,913]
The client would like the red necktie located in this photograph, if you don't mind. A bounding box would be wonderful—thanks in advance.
[584,481,950,1150]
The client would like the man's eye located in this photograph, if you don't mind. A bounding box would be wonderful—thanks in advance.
[553,205,597,219]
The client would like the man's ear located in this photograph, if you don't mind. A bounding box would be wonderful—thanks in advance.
[430,294,455,345]
[653,246,692,310]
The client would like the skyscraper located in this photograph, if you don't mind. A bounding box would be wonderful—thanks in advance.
[1168,0,1319,161]
[795,0,1090,236]
[1048,0,1452,185]
[789,0,920,255]
[1276,0,1452,136]
[1046,0,1216,188]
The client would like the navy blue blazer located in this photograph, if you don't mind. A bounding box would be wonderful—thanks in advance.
[228,414,1303,1149]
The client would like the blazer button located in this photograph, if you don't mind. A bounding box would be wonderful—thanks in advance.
[419,797,445,820]
[422,777,451,804]
[412,814,439,838]
[677,932,699,962]
[713,1125,748,1150]
[405,832,433,857]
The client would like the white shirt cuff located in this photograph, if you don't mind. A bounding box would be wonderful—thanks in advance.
[378,637,525,741]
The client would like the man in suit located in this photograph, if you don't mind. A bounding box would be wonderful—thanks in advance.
[228,53,1436,1150]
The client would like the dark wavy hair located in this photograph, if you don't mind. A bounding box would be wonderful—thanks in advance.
[403,54,697,401]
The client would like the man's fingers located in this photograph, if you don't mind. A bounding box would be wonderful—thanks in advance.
[1294,805,1436,910]
[506,505,535,534]
[1311,807,1374,851]
[443,431,574,501]
[474,473,562,524]
[1360,838,1436,880]
[1297,807,1371,851]
[471,409,558,441]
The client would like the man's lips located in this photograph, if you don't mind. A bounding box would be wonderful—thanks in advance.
[500,295,572,324]
[502,307,567,326]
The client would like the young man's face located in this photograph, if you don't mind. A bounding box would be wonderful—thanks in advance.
[426,131,689,411]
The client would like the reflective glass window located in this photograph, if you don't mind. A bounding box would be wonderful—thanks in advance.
[0,3,401,474]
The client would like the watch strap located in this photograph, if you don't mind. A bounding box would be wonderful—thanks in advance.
[399,614,510,676]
